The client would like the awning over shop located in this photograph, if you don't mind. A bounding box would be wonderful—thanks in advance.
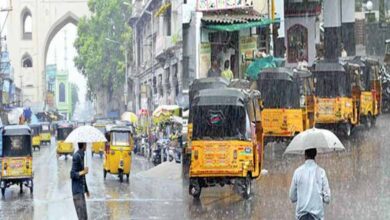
[204,17,280,32]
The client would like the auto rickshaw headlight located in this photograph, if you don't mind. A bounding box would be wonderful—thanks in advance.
[128,151,132,156]
[3,163,7,170]
[194,150,198,160]
[119,160,124,167]
[26,161,30,169]
[111,150,115,155]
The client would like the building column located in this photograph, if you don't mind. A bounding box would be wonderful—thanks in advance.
[341,0,356,56]
[177,56,183,93]
[134,78,141,111]
[162,70,168,105]
[324,0,342,61]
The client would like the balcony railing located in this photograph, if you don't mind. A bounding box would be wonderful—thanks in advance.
[155,35,173,57]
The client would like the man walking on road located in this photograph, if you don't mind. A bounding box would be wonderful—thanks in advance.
[289,148,331,220]
[71,142,90,220]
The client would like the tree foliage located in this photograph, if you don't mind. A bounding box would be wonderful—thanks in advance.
[74,0,132,100]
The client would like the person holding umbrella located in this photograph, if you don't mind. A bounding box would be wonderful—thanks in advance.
[285,128,344,220]
[289,148,330,220]
[66,125,108,220]
[70,142,89,220]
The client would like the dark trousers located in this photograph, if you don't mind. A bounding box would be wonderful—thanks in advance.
[299,213,315,220]
[73,193,88,220]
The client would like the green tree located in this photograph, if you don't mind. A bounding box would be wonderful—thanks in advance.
[70,83,79,114]
[74,0,132,102]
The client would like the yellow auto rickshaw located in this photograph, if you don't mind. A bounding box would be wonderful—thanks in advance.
[1,125,33,197]
[189,88,264,199]
[92,123,106,157]
[56,123,74,159]
[40,122,51,145]
[29,124,42,151]
[103,126,134,182]
[257,68,315,141]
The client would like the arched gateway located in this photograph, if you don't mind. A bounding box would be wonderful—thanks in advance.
[7,0,89,108]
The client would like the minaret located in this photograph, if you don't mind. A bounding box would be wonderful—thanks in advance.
[64,29,68,71]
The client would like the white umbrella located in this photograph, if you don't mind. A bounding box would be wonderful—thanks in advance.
[65,125,107,143]
[284,128,345,155]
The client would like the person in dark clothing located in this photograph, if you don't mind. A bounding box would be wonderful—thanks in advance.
[207,59,221,77]
[70,142,89,220]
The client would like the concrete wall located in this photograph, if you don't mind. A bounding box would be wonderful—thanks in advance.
[365,22,390,57]
[6,0,89,108]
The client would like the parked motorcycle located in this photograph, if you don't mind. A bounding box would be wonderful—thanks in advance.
[152,140,168,166]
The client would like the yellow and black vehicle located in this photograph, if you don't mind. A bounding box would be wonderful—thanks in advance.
[92,123,107,158]
[257,68,315,141]
[56,123,74,159]
[1,125,33,197]
[103,126,134,182]
[40,122,51,145]
[183,78,230,178]
[29,124,42,151]
[313,61,360,136]
[342,57,382,128]
[189,88,264,199]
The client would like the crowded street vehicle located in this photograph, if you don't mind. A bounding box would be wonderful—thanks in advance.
[342,57,382,128]
[313,61,356,135]
[257,68,314,141]
[188,88,264,199]
[1,125,33,197]
[39,122,51,145]
[103,126,133,182]
[29,124,42,151]
[56,123,74,159]
[92,123,107,157]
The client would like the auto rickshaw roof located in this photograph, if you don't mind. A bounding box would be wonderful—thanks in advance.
[110,126,132,133]
[3,125,31,136]
[189,77,229,92]
[259,67,295,81]
[40,121,50,125]
[57,124,73,129]
[228,79,252,89]
[193,88,247,107]
[29,124,42,128]
[312,61,345,73]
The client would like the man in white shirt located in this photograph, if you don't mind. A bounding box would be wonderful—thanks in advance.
[289,148,331,220]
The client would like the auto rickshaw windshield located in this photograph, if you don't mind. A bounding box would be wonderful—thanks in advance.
[42,124,50,131]
[96,127,106,134]
[3,135,32,157]
[111,132,130,146]
[57,128,72,141]
[259,79,300,108]
[31,127,40,136]
[192,105,251,140]
[314,71,350,98]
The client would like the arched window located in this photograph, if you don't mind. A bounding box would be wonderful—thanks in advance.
[59,83,66,102]
[21,53,33,68]
[21,8,32,40]
[287,24,308,63]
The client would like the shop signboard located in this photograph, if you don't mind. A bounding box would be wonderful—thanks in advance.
[197,0,253,11]
[199,43,211,78]
[239,36,257,77]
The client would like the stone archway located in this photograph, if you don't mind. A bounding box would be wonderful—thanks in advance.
[42,11,79,71]
[6,0,90,108]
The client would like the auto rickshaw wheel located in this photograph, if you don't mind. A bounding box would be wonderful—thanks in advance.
[30,180,33,195]
[365,114,372,129]
[100,152,103,158]
[119,171,124,183]
[126,174,129,181]
[19,183,23,194]
[1,187,5,197]
[103,169,107,179]
[242,176,252,199]
[372,116,377,127]
[189,179,201,199]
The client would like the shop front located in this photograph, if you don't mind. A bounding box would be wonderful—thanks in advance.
[196,9,279,80]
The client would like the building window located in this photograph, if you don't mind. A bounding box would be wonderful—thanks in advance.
[21,53,33,68]
[287,24,308,63]
[21,8,32,40]
[59,83,66,102]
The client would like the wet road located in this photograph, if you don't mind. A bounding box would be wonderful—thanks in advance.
[1,114,390,219]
